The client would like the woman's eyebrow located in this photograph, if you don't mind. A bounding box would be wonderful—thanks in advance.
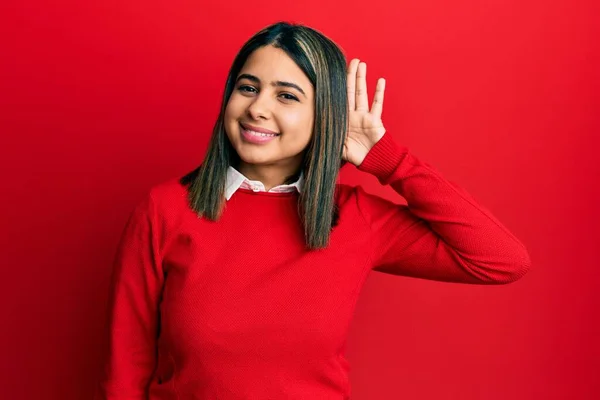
[236,73,306,98]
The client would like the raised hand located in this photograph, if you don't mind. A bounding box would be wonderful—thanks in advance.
[343,59,387,167]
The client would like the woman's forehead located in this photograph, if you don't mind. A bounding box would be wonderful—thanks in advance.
[240,46,312,88]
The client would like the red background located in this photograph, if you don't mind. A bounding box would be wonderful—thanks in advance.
[1,1,598,399]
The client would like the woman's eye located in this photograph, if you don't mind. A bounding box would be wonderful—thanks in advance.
[280,93,299,101]
[238,85,256,93]
[237,85,297,102]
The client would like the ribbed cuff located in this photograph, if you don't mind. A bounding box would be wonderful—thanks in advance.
[357,132,409,184]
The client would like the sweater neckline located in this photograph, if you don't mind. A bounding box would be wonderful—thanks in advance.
[235,188,300,198]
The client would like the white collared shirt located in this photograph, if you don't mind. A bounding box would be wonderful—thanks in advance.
[225,166,304,201]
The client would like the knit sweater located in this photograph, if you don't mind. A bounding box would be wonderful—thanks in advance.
[96,132,531,400]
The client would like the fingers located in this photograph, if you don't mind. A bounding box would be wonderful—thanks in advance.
[347,59,360,111]
[355,62,369,111]
[347,59,385,117]
[371,78,386,119]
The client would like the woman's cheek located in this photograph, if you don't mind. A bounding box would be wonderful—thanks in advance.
[283,110,310,131]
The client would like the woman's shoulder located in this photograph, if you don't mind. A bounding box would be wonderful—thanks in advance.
[335,183,362,206]
[335,182,402,212]
[141,176,190,216]
[336,182,373,199]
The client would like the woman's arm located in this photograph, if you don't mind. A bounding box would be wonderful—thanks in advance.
[355,132,531,284]
[343,59,529,284]
[95,193,164,399]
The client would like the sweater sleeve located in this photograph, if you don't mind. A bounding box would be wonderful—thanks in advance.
[95,192,165,399]
[356,132,531,284]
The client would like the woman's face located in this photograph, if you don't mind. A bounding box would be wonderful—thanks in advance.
[224,45,315,171]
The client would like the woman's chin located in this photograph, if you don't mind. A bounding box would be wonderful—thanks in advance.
[238,152,279,166]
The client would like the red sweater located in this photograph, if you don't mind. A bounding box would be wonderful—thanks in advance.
[96,133,530,399]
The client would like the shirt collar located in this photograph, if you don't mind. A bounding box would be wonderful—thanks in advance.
[225,166,304,200]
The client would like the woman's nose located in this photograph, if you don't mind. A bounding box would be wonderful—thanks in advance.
[246,93,272,120]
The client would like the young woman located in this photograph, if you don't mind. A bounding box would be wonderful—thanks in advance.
[96,21,531,400]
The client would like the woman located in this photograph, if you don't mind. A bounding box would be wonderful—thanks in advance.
[96,21,531,400]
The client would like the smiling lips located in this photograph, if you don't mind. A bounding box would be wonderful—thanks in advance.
[240,122,280,144]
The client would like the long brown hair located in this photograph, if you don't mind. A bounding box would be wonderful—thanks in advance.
[180,21,348,250]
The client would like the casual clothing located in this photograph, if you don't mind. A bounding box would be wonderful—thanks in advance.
[96,132,530,399]
[224,166,303,200]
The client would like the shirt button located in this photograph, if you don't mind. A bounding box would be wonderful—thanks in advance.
[252,186,260,192]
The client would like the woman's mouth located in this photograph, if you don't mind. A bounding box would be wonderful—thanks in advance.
[240,123,280,144]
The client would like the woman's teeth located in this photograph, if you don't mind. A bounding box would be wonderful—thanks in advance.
[246,130,278,137]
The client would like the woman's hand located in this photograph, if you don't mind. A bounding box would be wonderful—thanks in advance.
[342,59,387,167]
